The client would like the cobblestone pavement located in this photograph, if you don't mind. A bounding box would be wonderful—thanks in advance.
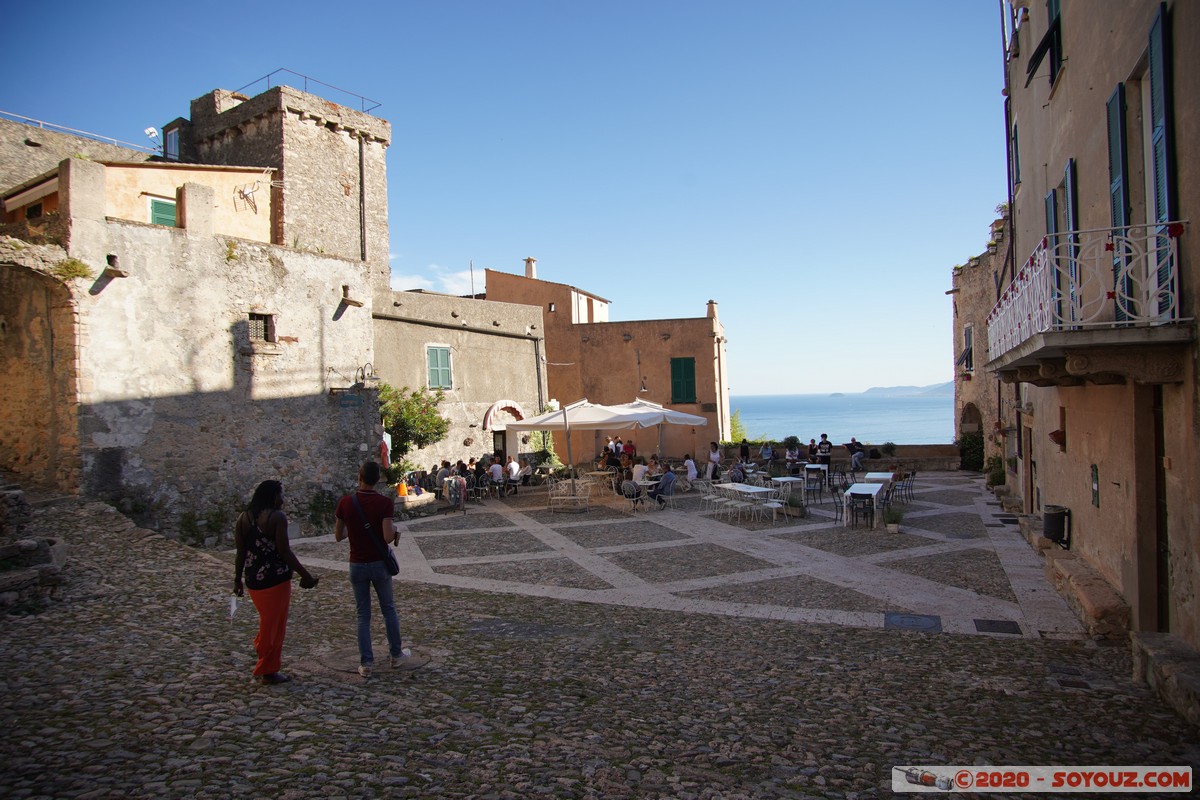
[2,473,1198,799]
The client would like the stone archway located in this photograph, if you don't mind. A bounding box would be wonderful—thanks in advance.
[0,262,80,491]
[959,402,983,435]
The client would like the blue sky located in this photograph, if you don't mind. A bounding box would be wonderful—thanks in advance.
[3,1,1008,394]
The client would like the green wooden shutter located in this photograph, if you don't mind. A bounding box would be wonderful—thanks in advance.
[427,347,451,389]
[1148,3,1175,316]
[1106,84,1133,321]
[670,358,696,404]
[1047,0,1063,83]
[150,199,176,227]
[1063,159,1080,325]
[1045,189,1060,324]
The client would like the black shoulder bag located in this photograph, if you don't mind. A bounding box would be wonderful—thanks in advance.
[350,493,399,576]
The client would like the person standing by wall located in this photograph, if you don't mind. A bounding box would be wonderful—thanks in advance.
[817,434,833,476]
[233,480,319,685]
[334,460,412,678]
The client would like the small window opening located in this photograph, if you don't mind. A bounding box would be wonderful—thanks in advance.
[548,303,556,312]
[249,313,276,343]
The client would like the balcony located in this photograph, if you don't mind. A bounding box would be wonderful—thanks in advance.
[986,222,1192,387]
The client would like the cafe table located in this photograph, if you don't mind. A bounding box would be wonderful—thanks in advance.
[842,482,886,529]
[864,472,895,488]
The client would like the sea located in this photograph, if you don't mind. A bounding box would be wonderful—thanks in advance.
[730,392,954,446]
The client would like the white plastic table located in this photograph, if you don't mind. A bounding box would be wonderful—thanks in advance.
[843,482,886,528]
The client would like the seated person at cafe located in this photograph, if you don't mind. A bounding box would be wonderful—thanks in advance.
[759,442,775,466]
[785,444,802,473]
[683,454,698,481]
[631,457,649,483]
[648,465,676,506]
[517,458,533,485]
[728,461,747,483]
[604,449,622,470]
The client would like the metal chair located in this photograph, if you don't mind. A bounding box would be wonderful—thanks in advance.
[804,474,825,505]
[621,480,645,512]
[849,492,875,528]
[829,485,845,522]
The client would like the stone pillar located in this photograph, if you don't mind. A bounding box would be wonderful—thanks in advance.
[59,157,107,264]
[179,182,214,239]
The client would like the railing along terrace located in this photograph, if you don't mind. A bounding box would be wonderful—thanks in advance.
[987,221,1187,361]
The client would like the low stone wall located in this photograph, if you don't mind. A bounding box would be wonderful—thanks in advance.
[1131,632,1200,727]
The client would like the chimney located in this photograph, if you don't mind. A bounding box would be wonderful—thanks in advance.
[706,299,719,320]
[524,257,537,279]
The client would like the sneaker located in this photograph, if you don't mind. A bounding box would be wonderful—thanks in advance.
[358,665,372,678]
[391,648,418,670]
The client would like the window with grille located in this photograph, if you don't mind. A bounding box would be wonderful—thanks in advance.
[248,313,275,343]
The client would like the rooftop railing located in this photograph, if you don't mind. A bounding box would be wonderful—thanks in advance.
[987,221,1187,361]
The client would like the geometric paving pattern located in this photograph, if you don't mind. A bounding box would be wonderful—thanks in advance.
[292,471,1086,640]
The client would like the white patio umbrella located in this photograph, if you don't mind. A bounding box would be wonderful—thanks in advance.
[507,399,656,492]
[609,398,707,456]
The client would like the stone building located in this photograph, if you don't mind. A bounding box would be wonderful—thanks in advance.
[950,213,1011,470]
[485,258,730,461]
[985,0,1199,701]
[373,288,546,471]
[0,81,545,538]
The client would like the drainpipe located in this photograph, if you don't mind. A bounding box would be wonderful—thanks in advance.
[358,134,367,262]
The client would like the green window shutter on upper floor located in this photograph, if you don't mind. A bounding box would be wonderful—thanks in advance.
[670,357,696,404]
[150,198,176,227]
[427,346,452,389]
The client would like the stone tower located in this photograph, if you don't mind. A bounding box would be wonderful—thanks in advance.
[183,85,392,295]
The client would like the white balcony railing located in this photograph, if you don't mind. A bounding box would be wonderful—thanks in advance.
[987,221,1186,361]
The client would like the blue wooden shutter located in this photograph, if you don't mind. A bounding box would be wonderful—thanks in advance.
[1106,84,1133,321]
[1148,3,1175,316]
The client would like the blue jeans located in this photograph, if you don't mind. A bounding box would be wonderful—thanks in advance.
[851,452,865,470]
[349,561,403,666]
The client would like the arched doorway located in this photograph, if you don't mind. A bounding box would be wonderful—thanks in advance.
[959,402,983,436]
[483,399,527,463]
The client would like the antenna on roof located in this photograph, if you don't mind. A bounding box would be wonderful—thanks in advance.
[144,127,162,154]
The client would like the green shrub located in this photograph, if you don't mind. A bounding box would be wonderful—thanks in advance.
[957,431,985,471]
[51,257,94,281]
[986,455,1006,486]
[880,442,897,457]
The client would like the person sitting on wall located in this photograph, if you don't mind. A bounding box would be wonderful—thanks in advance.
[844,437,866,471]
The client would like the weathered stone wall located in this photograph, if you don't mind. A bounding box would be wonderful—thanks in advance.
[373,290,545,470]
[188,87,392,297]
[950,214,1010,472]
[0,118,148,192]
[0,240,81,490]
[2,160,379,539]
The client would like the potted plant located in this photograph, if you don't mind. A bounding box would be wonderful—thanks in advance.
[884,507,904,533]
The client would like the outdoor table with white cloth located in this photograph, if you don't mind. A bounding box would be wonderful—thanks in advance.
[842,482,886,528]
[726,483,773,497]
[864,472,894,487]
